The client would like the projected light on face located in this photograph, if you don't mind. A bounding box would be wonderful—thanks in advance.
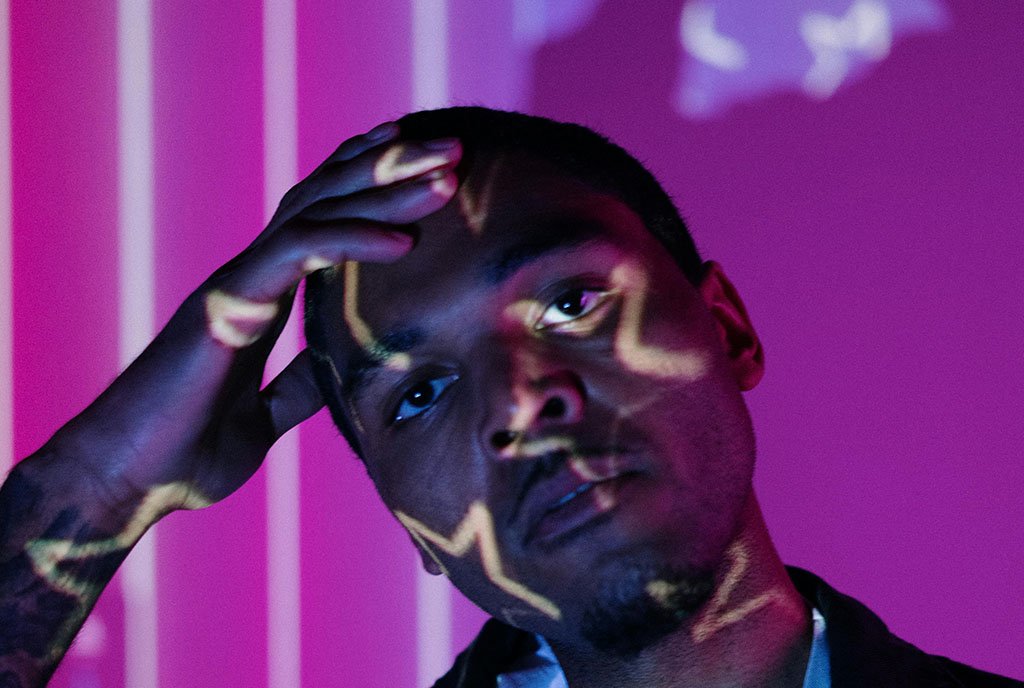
[456,157,503,236]
[395,501,562,621]
[610,262,707,381]
[327,143,763,651]
[643,539,803,644]
[342,261,411,372]
[388,257,714,624]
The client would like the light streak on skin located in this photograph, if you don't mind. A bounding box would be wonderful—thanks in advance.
[342,261,411,371]
[499,435,578,461]
[25,483,211,601]
[611,262,707,381]
[646,539,802,644]
[590,481,618,512]
[311,347,367,433]
[372,144,454,187]
[395,501,562,621]
[456,158,502,236]
[300,255,334,274]
[504,262,706,383]
[204,289,280,349]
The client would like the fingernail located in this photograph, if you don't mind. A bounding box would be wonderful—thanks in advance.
[366,122,399,141]
[423,137,459,151]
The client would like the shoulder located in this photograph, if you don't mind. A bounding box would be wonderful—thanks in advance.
[787,566,1023,688]
[434,569,1023,688]
[431,618,538,688]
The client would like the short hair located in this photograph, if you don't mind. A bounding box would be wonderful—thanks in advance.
[304,107,703,457]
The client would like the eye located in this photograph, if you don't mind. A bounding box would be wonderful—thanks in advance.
[535,288,612,331]
[392,374,459,423]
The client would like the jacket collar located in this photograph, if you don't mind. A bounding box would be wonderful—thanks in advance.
[438,566,999,687]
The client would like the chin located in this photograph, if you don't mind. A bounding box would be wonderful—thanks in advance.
[579,558,715,658]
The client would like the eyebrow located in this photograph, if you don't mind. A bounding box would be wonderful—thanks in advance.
[343,219,605,404]
[480,218,604,286]
[343,326,425,403]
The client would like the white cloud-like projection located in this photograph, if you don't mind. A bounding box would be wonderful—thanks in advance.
[675,0,949,118]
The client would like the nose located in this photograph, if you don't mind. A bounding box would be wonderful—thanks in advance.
[488,370,586,455]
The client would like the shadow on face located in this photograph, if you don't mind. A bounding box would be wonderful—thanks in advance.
[306,147,763,650]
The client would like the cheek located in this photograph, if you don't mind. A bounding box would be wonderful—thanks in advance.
[368,433,481,529]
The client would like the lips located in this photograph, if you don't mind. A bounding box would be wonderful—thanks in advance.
[513,451,641,548]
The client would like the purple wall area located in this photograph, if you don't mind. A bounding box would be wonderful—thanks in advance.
[10,1,124,686]
[4,0,1022,685]
[150,2,269,687]
[529,0,1023,677]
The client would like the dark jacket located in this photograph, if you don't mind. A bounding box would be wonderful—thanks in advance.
[433,567,1022,687]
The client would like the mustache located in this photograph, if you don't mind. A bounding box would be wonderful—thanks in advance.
[507,444,626,527]
[508,447,570,528]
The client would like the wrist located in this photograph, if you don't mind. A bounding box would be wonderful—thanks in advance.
[18,438,158,538]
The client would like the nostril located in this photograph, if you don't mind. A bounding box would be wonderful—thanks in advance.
[539,397,567,419]
[491,429,519,450]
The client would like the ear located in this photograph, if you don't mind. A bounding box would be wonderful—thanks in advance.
[410,534,444,576]
[697,261,765,391]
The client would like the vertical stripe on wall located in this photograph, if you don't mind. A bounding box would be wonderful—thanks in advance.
[0,0,11,478]
[411,0,452,683]
[412,0,449,110]
[116,0,159,685]
[262,0,302,687]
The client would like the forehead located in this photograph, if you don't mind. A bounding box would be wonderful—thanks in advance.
[366,152,656,300]
[321,151,670,366]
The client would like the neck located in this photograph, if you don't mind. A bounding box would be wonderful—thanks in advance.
[552,492,812,688]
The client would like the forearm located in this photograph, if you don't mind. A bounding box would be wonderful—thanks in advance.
[0,448,150,686]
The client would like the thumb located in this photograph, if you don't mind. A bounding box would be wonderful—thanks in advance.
[261,349,325,440]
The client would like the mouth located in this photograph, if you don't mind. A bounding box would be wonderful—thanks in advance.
[515,451,641,548]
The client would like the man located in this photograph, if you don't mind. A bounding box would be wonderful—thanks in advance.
[0,107,1017,687]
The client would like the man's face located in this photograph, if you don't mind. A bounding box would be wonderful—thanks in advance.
[316,150,760,649]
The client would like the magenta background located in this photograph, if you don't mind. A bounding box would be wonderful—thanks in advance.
[5,0,1022,685]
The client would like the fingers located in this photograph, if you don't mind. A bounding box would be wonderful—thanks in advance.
[270,133,462,230]
[330,121,400,163]
[212,224,414,308]
[312,138,461,208]
[298,167,458,226]
[203,123,461,348]
[261,349,324,441]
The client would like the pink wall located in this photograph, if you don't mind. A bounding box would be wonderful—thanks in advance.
[3,0,1022,685]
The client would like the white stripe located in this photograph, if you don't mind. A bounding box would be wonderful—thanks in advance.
[412,0,449,110]
[411,0,452,682]
[0,0,12,478]
[115,0,159,686]
[262,1,301,687]
[417,566,453,685]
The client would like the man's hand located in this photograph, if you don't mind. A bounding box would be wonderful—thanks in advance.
[80,122,459,509]
[0,122,461,685]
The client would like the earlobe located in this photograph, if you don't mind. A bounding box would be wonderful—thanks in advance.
[697,261,765,391]
[412,536,444,576]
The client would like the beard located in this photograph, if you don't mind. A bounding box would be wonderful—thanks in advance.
[580,561,714,658]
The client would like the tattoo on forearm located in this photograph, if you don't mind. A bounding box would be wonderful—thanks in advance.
[0,464,209,684]
[0,469,127,681]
